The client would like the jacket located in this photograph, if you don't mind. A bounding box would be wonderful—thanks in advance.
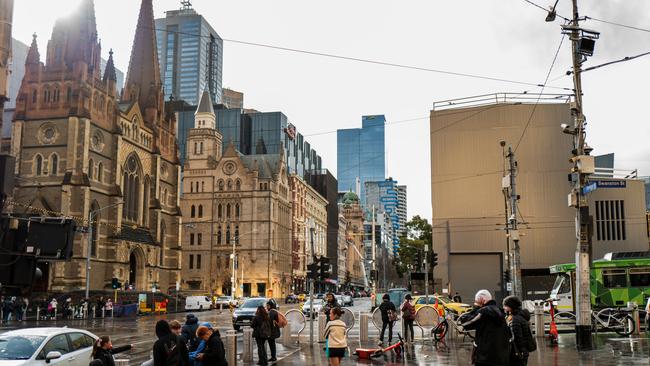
[378,300,396,322]
[268,309,281,339]
[509,309,533,361]
[182,316,200,351]
[201,331,228,366]
[324,319,347,348]
[93,345,132,366]
[460,300,510,366]
[251,313,272,339]
[189,340,206,366]
[322,298,340,321]
[153,328,190,366]
[401,301,416,320]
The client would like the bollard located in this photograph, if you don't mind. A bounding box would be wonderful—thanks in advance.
[54,307,58,320]
[534,303,545,338]
[282,321,292,345]
[219,303,223,314]
[102,306,105,318]
[318,313,327,343]
[114,359,129,366]
[242,327,254,362]
[360,312,369,342]
[36,307,40,321]
[629,301,640,335]
[226,330,237,366]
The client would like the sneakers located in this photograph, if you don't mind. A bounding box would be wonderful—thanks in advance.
[377,340,384,346]
[268,357,277,362]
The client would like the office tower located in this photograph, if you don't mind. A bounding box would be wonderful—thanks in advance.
[337,115,386,204]
[155,1,223,105]
[396,185,407,238]
[223,88,243,109]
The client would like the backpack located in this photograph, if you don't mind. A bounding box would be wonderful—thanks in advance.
[163,339,181,366]
[260,319,272,338]
[274,310,288,328]
[525,324,537,352]
[402,304,414,320]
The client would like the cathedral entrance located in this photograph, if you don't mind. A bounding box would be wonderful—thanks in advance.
[128,247,146,290]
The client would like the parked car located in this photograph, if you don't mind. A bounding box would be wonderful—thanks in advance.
[342,294,354,306]
[285,294,298,304]
[301,299,324,319]
[236,297,249,308]
[185,296,212,311]
[215,296,237,308]
[232,297,276,330]
[0,327,98,366]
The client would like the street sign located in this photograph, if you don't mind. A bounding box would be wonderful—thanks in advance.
[582,182,597,195]
[506,282,512,291]
[593,180,626,188]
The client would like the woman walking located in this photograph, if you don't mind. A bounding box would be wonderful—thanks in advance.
[503,296,535,366]
[91,336,133,366]
[251,306,272,365]
[378,294,396,346]
[401,294,416,343]
[324,307,347,366]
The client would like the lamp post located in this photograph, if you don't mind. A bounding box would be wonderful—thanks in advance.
[86,200,124,299]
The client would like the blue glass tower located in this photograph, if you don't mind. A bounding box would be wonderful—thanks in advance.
[155,4,223,105]
[337,115,386,204]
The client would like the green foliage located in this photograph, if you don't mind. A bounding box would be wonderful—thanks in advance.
[394,215,432,277]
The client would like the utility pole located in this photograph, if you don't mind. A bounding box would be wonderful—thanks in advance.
[371,205,376,296]
[230,230,236,298]
[505,145,522,298]
[424,244,429,301]
[308,227,315,344]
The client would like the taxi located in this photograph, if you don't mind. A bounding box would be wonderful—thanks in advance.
[412,295,471,317]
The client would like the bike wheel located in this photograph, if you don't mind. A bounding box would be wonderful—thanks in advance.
[433,321,448,341]
[612,314,635,336]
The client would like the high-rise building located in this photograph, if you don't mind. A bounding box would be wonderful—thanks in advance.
[155,1,223,105]
[337,115,385,204]
[222,88,243,109]
[396,185,407,238]
[11,0,181,293]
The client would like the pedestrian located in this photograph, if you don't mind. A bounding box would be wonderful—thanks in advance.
[170,320,183,336]
[378,293,397,346]
[91,335,133,366]
[459,289,510,366]
[2,296,13,321]
[189,322,213,366]
[153,320,189,366]
[105,298,113,315]
[15,297,27,321]
[322,293,340,322]
[195,325,228,366]
[49,298,58,319]
[182,313,200,351]
[63,297,72,319]
[251,305,272,365]
[370,292,377,312]
[453,292,462,303]
[503,296,535,366]
[324,307,347,366]
[97,296,106,317]
[265,300,281,362]
[400,294,416,343]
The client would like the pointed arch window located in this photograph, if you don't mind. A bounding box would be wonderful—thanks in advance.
[97,162,103,182]
[235,203,240,218]
[226,226,231,244]
[236,179,241,191]
[159,222,166,266]
[226,203,231,218]
[201,181,205,192]
[218,180,224,191]
[217,227,222,245]
[88,159,94,179]
[35,155,43,176]
[90,202,100,257]
[50,154,58,175]
[227,179,233,191]
[194,142,198,155]
[66,87,72,102]
[235,226,239,245]
[191,205,196,218]
[143,177,150,226]
[199,142,203,154]
[198,204,203,218]
[218,204,222,218]
[122,154,141,222]
[32,90,37,103]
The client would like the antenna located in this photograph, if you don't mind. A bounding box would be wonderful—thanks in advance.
[180,1,192,10]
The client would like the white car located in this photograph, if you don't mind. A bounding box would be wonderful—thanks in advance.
[302,299,324,318]
[185,296,212,311]
[214,296,237,308]
[0,327,98,366]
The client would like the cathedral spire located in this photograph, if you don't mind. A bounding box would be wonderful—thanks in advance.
[103,49,117,82]
[26,33,40,65]
[122,0,162,118]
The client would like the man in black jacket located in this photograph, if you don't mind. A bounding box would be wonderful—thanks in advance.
[503,296,534,366]
[196,326,228,366]
[378,294,396,346]
[153,320,190,366]
[460,289,510,366]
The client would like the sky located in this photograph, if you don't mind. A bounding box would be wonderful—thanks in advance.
[10,0,650,221]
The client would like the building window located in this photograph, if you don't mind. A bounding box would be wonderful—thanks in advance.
[227,179,232,191]
[197,233,202,245]
[35,155,43,176]
[198,205,203,218]
[159,222,166,266]
[191,205,196,218]
[97,162,102,182]
[226,204,231,218]
[235,203,240,218]
[197,254,202,269]
[189,254,194,269]
[218,204,222,218]
[67,87,72,101]
[235,226,239,244]
[226,226,231,244]
[49,154,58,175]
[190,182,194,193]
[143,177,150,226]
[190,233,194,246]
[236,179,241,191]
[90,202,100,257]
[194,142,198,154]
[122,154,141,222]
[88,159,94,179]
[217,227,222,244]
[199,142,203,154]
[595,200,626,241]
[32,90,37,103]
[201,181,205,192]
[218,180,224,191]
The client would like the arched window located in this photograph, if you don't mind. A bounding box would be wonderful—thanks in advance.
[198,205,203,218]
[159,222,166,266]
[50,154,58,176]
[201,181,205,192]
[199,142,203,154]
[44,88,50,103]
[53,88,60,102]
[32,90,37,103]
[190,182,194,193]
[194,142,198,155]
[226,204,231,218]
[226,226,231,244]
[227,179,233,191]
[236,180,241,191]
[235,203,240,218]
[218,180,224,191]
[90,201,100,257]
[191,205,196,218]
[218,204,222,218]
[143,177,150,226]
[66,87,72,101]
[122,154,141,222]
[35,155,43,176]
[88,159,94,179]
[97,162,103,182]
[217,227,222,245]
[235,226,239,244]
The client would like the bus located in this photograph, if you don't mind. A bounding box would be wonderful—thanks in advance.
[549,251,650,312]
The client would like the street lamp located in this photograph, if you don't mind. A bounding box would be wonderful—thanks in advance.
[85,200,124,299]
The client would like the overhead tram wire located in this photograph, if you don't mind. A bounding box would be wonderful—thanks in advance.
[144,25,571,91]
[586,16,650,34]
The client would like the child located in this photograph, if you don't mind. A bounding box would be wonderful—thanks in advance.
[324,307,347,366]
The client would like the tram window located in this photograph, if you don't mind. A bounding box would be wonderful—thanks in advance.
[603,269,627,288]
[629,267,650,287]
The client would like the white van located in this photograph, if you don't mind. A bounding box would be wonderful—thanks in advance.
[185,296,212,311]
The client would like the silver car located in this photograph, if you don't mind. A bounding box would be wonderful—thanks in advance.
[0,327,98,366]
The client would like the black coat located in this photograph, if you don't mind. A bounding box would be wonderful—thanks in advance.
[153,334,189,366]
[268,309,281,339]
[460,300,510,366]
[509,309,533,364]
[93,345,132,366]
[201,331,228,366]
[378,300,396,323]
[251,313,272,339]
[181,316,200,350]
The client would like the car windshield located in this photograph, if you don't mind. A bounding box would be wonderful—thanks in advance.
[242,299,266,308]
[218,297,230,301]
[304,299,323,306]
[0,335,46,360]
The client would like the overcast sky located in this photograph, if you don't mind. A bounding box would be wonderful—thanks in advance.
[11,0,650,221]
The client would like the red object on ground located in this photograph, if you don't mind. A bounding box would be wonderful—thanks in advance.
[353,334,404,359]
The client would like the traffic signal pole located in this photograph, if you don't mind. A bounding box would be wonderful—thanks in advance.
[309,227,315,344]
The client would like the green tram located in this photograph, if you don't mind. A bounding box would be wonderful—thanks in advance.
[549,251,650,312]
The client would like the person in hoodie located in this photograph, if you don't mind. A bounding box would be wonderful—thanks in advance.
[182,314,200,351]
[459,289,510,366]
[153,320,190,366]
[503,296,534,366]
[91,336,133,366]
[377,293,397,346]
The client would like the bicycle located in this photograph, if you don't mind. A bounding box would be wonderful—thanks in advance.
[553,307,635,336]
[431,305,475,342]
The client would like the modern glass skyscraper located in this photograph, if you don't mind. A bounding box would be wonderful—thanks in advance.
[337,115,386,204]
[155,3,223,105]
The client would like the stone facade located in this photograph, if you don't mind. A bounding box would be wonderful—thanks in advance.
[10,0,181,293]
[340,191,365,288]
[181,90,292,298]
[289,174,327,293]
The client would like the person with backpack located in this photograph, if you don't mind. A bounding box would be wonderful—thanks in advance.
[153,320,190,366]
[401,294,416,343]
[91,335,133,366]
[324,307,347,366]
[265,300,283,362]
[251,306,272,365]
[182,314,200,352]
[503,296,535,366]
[322,293,340,322]
[195,325,228,366]
[378,294,397,346]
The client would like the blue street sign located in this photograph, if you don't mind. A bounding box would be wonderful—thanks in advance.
[582,182,597,195]
[593,180,626,188]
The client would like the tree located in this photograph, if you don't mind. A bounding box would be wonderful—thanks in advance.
[393,215,432,277]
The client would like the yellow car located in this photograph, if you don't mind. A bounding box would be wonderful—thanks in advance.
[412,295,471,317]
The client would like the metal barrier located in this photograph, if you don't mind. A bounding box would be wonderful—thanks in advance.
[340,308,355,334]
[226,330,237,365]
[284,309,307,339]
[534,303,545,337]
[415,306,440,339]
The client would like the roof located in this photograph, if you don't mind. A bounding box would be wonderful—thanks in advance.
[240,154,281,179]
[342,191,360,204]
[195,89,215,115]
[110,226,155,245]
[2,327,94,337]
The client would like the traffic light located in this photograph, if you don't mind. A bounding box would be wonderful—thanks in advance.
[414,250,422,271]
[432,252,438,268]
[503,270,511,283]
[111,277,121,290]
[319,257,331,280]
[307,260,319,280]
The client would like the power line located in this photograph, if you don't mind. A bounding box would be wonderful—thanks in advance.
[586,16,650,34]
[567,50,650,75]
[520,0,570,21]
